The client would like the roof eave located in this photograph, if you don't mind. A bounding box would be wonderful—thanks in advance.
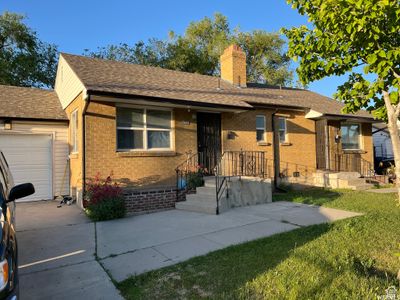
[88,90,252,112]
[0,116,68,122]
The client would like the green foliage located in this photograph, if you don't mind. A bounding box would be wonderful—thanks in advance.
[0,12,58,88]
[282,0,400,120]
[117,190,400,299]
[86,196,126,222]
[85,13,293,86]
[85,174,126,222]
[186,172,204,190]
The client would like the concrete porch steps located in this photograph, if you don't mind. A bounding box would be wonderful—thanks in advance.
[175,176,217,215]
[175,177,219,215]
[313,171,374,190]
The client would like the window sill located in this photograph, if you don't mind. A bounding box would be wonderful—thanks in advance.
[257,141,271,146]
[280,142,292,146]
[117,151,177,157]
[69,153,78,159]
[343,149,367,154]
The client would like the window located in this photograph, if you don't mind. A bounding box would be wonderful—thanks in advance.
[117,107,172,151]
[278,117,287,143]
[71,109,78,153]
[341,123,361,150]
[256,115,266,142]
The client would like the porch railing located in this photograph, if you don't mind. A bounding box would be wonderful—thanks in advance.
[214,150,267,214]
[175,151,203,201]
[330,153,375,178]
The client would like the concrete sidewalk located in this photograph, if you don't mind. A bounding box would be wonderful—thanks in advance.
[365,187,397,193]
[17,201,123,300]
[96,201,361,282]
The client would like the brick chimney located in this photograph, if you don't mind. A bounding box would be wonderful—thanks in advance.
[220,44,247,87]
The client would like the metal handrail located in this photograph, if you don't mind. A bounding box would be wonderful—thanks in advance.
[214,150,267,214]
[175,151,206,201]
[330,153,374,177]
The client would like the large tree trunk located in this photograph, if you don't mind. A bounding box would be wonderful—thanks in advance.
[383,91,400,200]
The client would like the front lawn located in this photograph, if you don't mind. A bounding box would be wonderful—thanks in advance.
[118,189,400,299]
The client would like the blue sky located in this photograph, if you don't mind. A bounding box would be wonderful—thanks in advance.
[1,0,349,97]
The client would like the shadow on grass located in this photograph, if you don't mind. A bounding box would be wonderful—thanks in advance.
[117,223,331,300]
[273,187,343,206]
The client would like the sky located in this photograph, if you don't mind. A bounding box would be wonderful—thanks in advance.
[1,0,349,97]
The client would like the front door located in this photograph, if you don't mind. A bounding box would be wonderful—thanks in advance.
[197,112,221,174]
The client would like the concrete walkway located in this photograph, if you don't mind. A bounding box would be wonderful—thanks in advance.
[17,201,123,300]
[365,187,397,193]
[96,201,361,282]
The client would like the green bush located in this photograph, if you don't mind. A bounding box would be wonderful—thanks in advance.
[86,196,126,222]
[187,171,204,189]
[85,174,126,221]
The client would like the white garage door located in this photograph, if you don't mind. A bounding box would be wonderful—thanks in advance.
[0,134,53,201]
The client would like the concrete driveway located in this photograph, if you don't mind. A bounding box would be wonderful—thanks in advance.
[16,200,123,300]
[96,201,361,282]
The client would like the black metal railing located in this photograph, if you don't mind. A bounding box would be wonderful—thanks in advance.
[330,153,375,178]
[175,151,206,201]
[214,150,267,214]
[277,160,317,179]
[216,150,267,178]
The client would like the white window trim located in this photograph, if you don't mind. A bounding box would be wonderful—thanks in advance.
[341,122,363,150]
[256,115,266,142]
[278,117,288,143]
[71,109,78,154]
[116,106,174,152]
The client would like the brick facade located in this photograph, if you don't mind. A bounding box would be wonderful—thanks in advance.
[220,45,247,87]
[222,109,318,178]
[66,97,374,212]
[85,102,197,188]
[123,187,186,215]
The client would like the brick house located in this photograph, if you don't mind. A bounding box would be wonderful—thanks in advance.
[53,45,376,213]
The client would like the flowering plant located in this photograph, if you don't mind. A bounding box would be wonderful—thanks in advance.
[84,173,126,221]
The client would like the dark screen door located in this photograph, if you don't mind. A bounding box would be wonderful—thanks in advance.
[197,112,221,174]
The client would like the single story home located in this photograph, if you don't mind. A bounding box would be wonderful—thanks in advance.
[0,85,69,201]
[0,44,377,211]
[53,44,376,212]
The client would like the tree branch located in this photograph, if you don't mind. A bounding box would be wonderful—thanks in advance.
[391,67,400,80]
[383,90,395,116]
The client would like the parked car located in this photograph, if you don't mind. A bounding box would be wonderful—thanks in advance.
[0,152,34,299]
[376,158,395,174]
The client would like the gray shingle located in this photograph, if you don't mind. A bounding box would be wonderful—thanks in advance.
[0,85,67,120]
[61,53,373,119]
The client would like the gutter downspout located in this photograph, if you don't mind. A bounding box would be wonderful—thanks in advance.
[272,109,286,192]
[272,110,279,190]
[82,92,90,200]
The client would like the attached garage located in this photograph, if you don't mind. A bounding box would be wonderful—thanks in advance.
[0,85,70,201]
[0,133,53,201]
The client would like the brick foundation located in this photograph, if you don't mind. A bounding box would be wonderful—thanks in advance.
[123,187,186,215]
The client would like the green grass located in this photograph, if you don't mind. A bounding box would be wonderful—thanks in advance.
[118,189,400,299]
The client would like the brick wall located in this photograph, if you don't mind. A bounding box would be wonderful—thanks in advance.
[222,109,317,178]
[220,45,247,87]
[123,187,186,215]
[85,102,197,188]
[327,120,374,169]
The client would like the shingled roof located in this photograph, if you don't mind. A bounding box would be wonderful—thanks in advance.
[0,85,67,120]
[61,53,373,119]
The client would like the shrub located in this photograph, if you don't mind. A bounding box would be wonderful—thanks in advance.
[186,164,208,190]
[85,174,126,221]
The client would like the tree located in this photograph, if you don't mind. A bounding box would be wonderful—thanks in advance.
[282,0,400,198]
[85,13,293,86]
[0,12,58,88]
